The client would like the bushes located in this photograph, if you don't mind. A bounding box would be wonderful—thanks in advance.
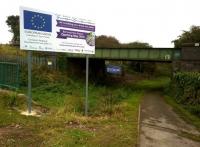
[0,90,26,108]
[20,64,68,87]
[172,72,200,116]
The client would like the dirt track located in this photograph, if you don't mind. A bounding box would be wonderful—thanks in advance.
[139,92,200,147]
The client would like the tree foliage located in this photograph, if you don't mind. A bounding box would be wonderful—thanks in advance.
[95,35,120,48]
[95,35,152,48]
[6,15,20,45]
[172,26,200,48]
[121,41,152,48]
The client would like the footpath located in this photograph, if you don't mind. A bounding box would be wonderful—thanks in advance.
[139,92,200,147]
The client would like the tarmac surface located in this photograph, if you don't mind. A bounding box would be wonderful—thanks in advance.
[139,92,200,147]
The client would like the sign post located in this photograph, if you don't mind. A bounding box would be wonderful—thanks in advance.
[28,51,32,113]
[85,55,89,116]
[20,7,95,115]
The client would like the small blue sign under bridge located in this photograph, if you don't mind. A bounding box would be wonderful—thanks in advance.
[106,65,122,75]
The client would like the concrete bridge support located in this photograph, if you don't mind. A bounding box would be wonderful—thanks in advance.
[173,44,200,72]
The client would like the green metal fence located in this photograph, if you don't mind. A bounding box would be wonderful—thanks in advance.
[0,54,57,69]
[0,62,19,89]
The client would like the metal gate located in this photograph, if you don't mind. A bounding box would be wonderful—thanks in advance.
[0,62,19,89]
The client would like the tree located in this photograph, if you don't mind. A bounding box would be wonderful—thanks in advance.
[172,26,200,48]
[121,41,152,48]
[95,35,152,49]
[95,35,120,48]
[6,15,20,45]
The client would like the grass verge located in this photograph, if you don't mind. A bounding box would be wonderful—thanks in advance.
[0,81,144,146]
[165,95,200,131]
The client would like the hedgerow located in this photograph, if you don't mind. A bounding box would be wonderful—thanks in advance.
[172,72,200,116]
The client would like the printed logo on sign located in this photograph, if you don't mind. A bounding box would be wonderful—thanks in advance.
[24,10,52,32]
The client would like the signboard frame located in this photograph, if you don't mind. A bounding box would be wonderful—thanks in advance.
[20,6,95,54]
[20,6,95,115]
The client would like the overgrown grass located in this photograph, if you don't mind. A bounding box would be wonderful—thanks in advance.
[36,91,143,147]
[134,76,170,90]
[164,73,200,131]
[165,95,200,131]
[0,90,41,130]
[0,77,145,146]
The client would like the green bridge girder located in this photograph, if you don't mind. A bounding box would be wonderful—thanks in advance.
[65,48,181,61]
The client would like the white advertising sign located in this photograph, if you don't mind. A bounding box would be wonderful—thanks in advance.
[20,7,95,54]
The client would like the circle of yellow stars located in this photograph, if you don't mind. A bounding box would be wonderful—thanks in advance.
[30,14,46,30]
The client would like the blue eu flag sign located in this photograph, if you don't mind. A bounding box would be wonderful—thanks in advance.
[24,10,52,32]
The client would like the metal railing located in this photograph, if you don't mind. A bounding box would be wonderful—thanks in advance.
[0,54,57,69]
[0,62,19,89]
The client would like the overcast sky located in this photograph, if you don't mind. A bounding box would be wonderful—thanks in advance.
[0,0,199,47]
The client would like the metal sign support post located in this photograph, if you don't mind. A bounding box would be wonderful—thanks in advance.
[85,55,89,116]
[28,51,32,114]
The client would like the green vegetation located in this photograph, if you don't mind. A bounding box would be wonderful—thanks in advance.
[164,72,200,131]
[165,95,200,131]
[95,35,152,48]
[0,70,173,146]
[172,26,200,48]
[170,72,200,116]
[0,73,146,146]
[1,44,200,146]
[6,15,19,45]
[134,77,170,90]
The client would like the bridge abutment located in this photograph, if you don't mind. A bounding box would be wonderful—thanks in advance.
[173,44,200,72]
